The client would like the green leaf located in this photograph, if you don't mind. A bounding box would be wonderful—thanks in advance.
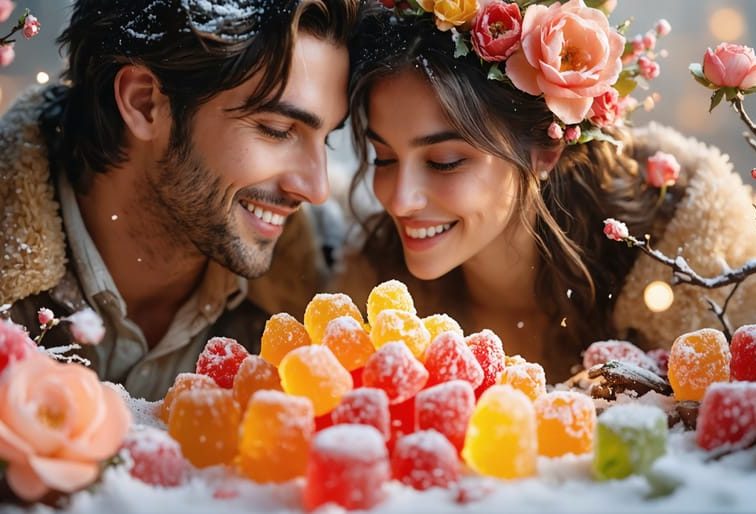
[487,63,506,81]
[616,18,633,35]
[742,86,756,96]
[689,63,716,89]
[709,88,725,112]
[724,87,739,102]
[578,127,623,149]
[452,30,470,58]
[614,72,637,97]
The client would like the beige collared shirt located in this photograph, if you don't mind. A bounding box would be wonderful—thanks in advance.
[57,174,247,400]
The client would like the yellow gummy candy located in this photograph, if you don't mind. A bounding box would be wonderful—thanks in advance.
[366,280,416,328]
[304,293,364,344]
[279,345,353,416]
[422,313,463,344]
[370,309,431,360]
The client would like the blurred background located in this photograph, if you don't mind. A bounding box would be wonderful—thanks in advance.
[0,0,754,181]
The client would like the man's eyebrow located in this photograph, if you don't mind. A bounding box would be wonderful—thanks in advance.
[250,101,323,130]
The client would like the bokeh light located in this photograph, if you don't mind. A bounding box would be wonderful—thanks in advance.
[643,281,675,313]
[709,8,745,41]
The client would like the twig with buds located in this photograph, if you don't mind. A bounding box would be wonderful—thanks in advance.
[732,96,756,151]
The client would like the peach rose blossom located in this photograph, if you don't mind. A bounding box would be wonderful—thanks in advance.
[506,0,625,124]
[418,0,479,32]
[603,218,628,241]
[702,43,756,90]
[0,354,131,501]
[22,14,40,39]
[646,151,680,188]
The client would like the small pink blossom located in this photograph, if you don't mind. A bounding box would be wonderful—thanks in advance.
[0,0,14,23]
[588,88,621,128]
[646,151,680,188]
[631,35,644,55]
[703,43,756,89]
[0,319,36,375]
[751,168,756,180]
[471,1,522,62]
[564,126,581,144]
[655,19,671,37]
[22,13,40,39]
[638,56,660,80]
[0,43,14,67]
[643,32,656,50]
[547,121,563,139]
[603,218,629,241]
[65,308,105,345]
[37,308,55,327]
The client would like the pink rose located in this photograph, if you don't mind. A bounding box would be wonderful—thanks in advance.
[22,14,40,39]
[0,354,131,500]
[588,87,620,127]
[547,121,563,139]
[506,0,625,124]
[646,151,680,188]
[0,319,36,375]
[638,56,660,80]
[603,218,628,241]
[65,308,105,345]
[37,308,55,327]
[655,19,671,37]
[630,35,644,55]
[564,125,581,144]
[471,1,522,62]
[703,43,756,89]
[0,44,14,67]
[0,0,14,24]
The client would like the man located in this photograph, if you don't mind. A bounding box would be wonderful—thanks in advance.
[0,0,360,400]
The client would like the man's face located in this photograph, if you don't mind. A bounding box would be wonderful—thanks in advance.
[147,34,349,278]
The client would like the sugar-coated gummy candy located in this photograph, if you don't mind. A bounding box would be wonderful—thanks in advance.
[695,381,756,451]
[646,348,670,375]
[416,380,475,454]
[424,332,484,389]
[322,316,375,371]
[237,390,315,483]
[167,388,240,468]
[232,355,281,410]
[362,341,428,404]
[279,345,353,416]
[582,340,660,373]
[462,385,537,479]
[160,372,218,423]
[498,361,546,401]
[0,319,36,374]
[331,387,391,440]
[370,309,431,360]
[593,403,668,480]
[389,397,416,452]
[466,329,505,397]
[730,324,756,381]
[260,313,311,367]
[367,279,416,328]
[534,391,596,457]
[668,328,731,402]
[121,425,189,487]
[423,314,463,344]
[391,430,460,490]
[195,337,249,388]
[304,293,364,344]
[303,424,390,511]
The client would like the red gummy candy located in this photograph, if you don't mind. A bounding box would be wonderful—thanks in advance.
[331,388,390,440]
[465,330,505,397]
[582,340,659,373]
[351,367,364,388]
[730,325,756,381]
[303,424,390,511]
[121,426,189,487]
[646,348,670,375]
[696,382,756,451]
[195,337,249,388]
[424,332,484,389]
[416,380,475,454]
[362,342,428,404]
[391,430,460,490]
[389,397,416,453]
[0,320,36,375]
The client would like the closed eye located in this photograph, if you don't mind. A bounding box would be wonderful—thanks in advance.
[257,124,292,140]
[427,158,466,172]
[373,157,397,167]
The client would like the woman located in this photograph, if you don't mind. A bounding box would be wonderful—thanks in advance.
[335,0,756,380]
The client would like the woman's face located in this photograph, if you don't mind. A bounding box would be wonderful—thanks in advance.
[367,69,524,280]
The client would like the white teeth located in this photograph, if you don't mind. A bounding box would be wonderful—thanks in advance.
[244,202,286,226]
[405,223,452,240]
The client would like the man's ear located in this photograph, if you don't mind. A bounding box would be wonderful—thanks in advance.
[530,145,565,178]
[114,65,169,142]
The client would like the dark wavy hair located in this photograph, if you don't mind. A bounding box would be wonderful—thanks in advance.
[41,0,362,192]
[348,7,684,378]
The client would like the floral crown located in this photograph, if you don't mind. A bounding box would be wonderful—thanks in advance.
[377,0,671,146]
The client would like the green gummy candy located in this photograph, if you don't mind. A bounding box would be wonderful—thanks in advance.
[593,404,668,480]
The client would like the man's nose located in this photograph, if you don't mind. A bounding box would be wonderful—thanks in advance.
[280,145,330,205]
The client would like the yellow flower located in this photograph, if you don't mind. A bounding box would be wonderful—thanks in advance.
[417,0,435,12]
[433,0,479,31]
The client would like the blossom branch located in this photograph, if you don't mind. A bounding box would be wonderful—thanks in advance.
[732,97,756,151]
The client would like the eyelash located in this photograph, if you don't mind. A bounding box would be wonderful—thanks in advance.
[372,158,467,172]
[257,124,292,140]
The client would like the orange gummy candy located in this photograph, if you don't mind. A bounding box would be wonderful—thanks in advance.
[366,280,416,328]
[534,391,596,457]
[422,314,463,344]
[498,362,547,401]
[668,328,731,401]
[160,372,218,423]
[237,390,315,483]
[279,345,353,416]
[370,309,431,360]
[322,316,375,371]
[233,355,282,409]
[304,293,364,344]
[260,313,311,367]
[167,388,240,468]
